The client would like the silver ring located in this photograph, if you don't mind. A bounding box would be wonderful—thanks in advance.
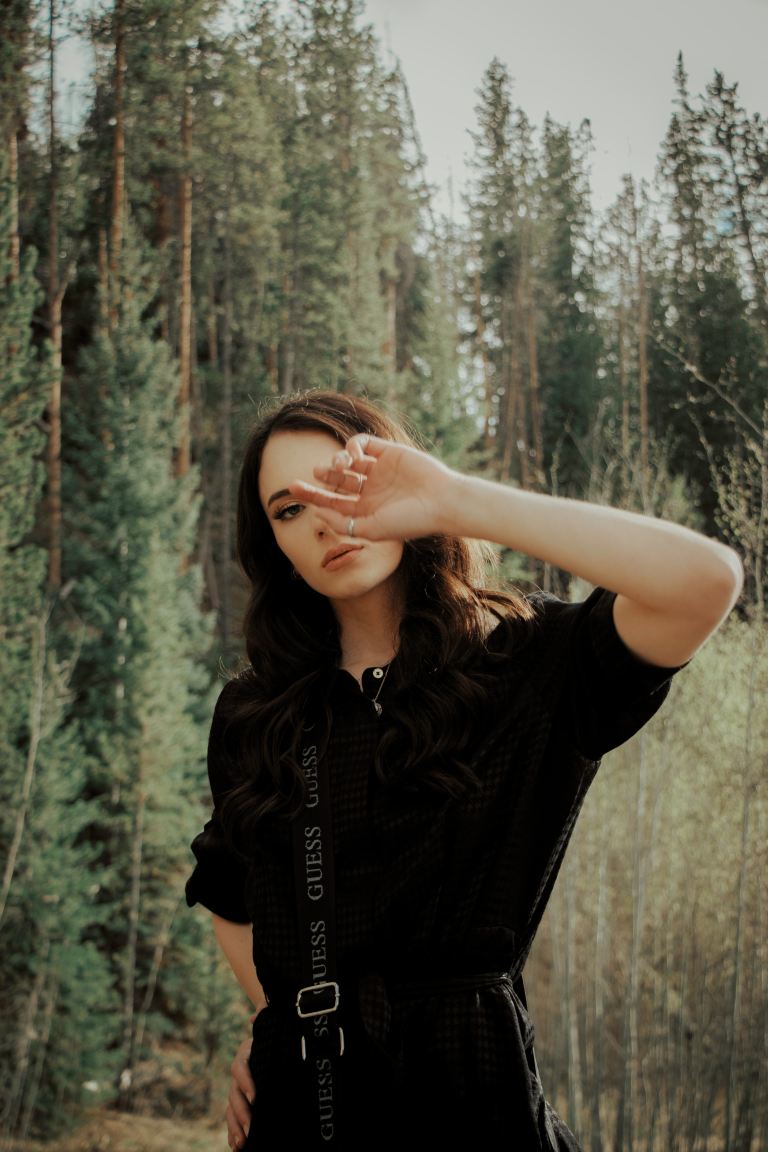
[347,518,356,538]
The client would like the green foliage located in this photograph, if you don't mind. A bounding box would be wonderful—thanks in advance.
[465,62,601,491]
[655,55,768,531]
[536,116,601,489]
[0,148,114,1140]
[3,2,768,1142]
[57,224,214,1117]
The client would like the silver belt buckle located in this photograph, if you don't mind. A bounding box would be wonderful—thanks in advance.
[295,980,340,1019]
[296,982,344,1060]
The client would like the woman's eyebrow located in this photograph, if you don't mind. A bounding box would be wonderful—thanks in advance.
[267,488,291,507]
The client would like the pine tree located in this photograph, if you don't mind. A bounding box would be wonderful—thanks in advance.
[465,58,527,482]
[192,22,286,656]
[657,56,764,530]
[536,116,601,494]
[1,33,112,1137]
[595,174,670,510]
[61,225,213,1108]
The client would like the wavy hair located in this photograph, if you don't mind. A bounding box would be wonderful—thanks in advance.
[218,390,534,849]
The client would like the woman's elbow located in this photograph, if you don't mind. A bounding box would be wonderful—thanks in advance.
[699,543,744,625]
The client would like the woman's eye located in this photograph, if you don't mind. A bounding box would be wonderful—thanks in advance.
[274,502,302,522]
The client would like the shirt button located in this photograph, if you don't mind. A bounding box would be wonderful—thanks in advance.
[372,667,384,679]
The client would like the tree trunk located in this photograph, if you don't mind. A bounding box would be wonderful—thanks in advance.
[97,225,109,334]
[109,0,125,330]
[385,272,397,378]
[280,267,297,395]
[4,937,50,1137]
[133,895,182,1058]
[0,606,49,931]
[175,84,193,478]
[513,277,530,488]
[614,737,649,1152]
[526,288,543,487]
[475,266,494,454]
[617,298,630,471]
[220,219,233,654]
[631,190,649,508]
[7,130,20,282]
[563,855,583,1135]
[206,263,218,371]
[498,292,517,482]
[724,629,760,1149]
[590,821,609,1152]
[47,0,63,591]
[18,961,59,1140]
[118,759,146,1110]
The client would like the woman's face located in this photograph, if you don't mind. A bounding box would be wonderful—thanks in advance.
[258,429,404,605]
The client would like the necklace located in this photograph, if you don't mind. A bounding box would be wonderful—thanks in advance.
[369,662,391,716]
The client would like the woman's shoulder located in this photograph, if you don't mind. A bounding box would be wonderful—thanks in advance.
[481,589,553,651]
[480,585,614,666]
[216,663,259,693]
[209,665,263,725]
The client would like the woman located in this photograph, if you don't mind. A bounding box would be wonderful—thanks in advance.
[186,390,742,1150]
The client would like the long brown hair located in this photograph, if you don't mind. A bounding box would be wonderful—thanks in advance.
[218,390,534,847]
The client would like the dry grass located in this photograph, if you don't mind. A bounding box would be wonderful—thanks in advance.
[3,1109,226,1152]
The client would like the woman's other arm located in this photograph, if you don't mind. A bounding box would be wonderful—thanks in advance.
[211,915,261,1150]
[212,915,266,1011]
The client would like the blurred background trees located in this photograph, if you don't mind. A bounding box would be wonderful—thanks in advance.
[0,1,766,1147]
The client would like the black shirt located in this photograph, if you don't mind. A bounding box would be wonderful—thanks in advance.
[186,586,684,1150]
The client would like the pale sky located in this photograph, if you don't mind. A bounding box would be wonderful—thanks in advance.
[361,0,768,216]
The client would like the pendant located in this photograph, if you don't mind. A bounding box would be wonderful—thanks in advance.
[373,701,383,716]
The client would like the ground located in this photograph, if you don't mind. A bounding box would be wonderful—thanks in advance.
[5,1109,226,1152]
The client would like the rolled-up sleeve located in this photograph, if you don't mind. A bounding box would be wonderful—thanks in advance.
[185,682,250,924]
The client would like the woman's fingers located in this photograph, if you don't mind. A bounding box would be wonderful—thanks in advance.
[344,433,372,462]
[226,1101,248,1150]
[315,437,397,494]
[226,1038,254,1149]
[317,464,367,494]
[288,480,360,510]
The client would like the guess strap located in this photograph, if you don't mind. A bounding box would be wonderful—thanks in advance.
[291,735,344,1142]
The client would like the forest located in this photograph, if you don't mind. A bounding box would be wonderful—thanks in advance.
[0,0,766,1149]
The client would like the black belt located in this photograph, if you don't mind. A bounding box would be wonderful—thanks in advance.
[386,969,512,998]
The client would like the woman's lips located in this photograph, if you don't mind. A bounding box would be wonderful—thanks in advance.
[322,544,363,570]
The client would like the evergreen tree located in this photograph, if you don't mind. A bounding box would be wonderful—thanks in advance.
[465,57,527,482]
[595,174,670,510]
[1,44,112,1137]
[703,70,768,333]
[192,23,286,654]
[536,116,601,493]
[657,56,764,529]
[396,216,477,469]
[61,224,214,1108]
[271,0,425,395]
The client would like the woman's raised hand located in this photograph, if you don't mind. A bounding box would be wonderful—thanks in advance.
[287,433,457,541]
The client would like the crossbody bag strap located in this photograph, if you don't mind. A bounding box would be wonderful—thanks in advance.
[291,737,344,1139]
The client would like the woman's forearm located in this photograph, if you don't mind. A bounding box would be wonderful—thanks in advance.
[212,915,267,1011]
[442,474,743,665]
